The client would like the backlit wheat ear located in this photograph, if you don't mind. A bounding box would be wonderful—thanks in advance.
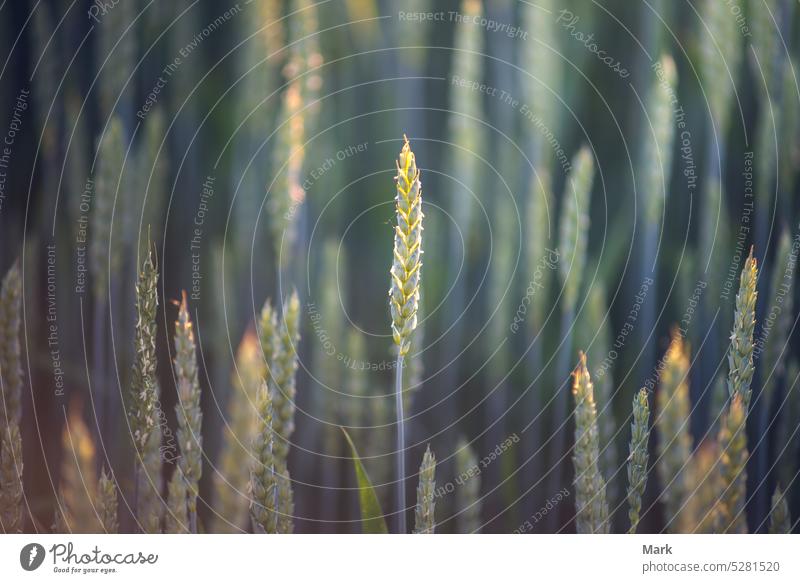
[60,406,97,533]
[390,135,423,357]
[213,329,261,532]
[715,395,748,533]
[656,330,693,533]
[250,380,277,534]
[165,467,189,534]
[626,389,650,534]
[1,259,23,429]
[130,245,159,453]
[455,438,482,534]
[571,352,610,534]
[97,468,118,534]
[727,248,758,409]
[769,485,790,534]
[413,445,436,534]
[0,421,23,532]
[173,291,203,533]
[689,441,721,533]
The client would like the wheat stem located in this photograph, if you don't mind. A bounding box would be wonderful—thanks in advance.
[395,355,406,534]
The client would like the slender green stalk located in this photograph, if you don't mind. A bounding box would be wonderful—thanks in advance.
[455,438,481,533]
[571,352,609,534]
[627,389,651,533]
[165,467,189,534]
[413,445,436,534]
[97,469,118,534]
[0,260,22,430]
[250,380,278,534]
[389,136,424,533]
[769,485,790,534]
[656,331,693,533]
[173,292,203,533]
[727,248,758,409]
[0,421,23,532]
[716,395,749,533]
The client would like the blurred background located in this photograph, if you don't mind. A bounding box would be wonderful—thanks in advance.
[1,0,799,533]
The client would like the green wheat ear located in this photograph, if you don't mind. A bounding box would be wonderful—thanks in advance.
[165,467,189,534]
[97,468,118,534]
[626,388,651,534]
[558,146,593,313]
[413,445,436,534]
[173,291,203,533]
[390,135,424,357]
[454,438,482,534]
[250,380,278,534]
[727,248,758,409]
[571,352,610,534]
[769,485,790,534]
[656,330,693,533]
[715,395,749,534]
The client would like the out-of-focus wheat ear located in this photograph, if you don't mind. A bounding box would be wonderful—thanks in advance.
[213,329,261,533]
[1,260,23,430]
[271,291,301,465]
[727,248,758,410]
[558,146,593,314]
[571,352,610,534]
[778,361,800,489]
[643,54,677,225]
[750,0,781,99]
[173,291,203,533]
[97,468,118,534]
[455,438,481,533]
[0,421,23,532]
[97,0,134,116]
[165,467,188,534]
[688,440,721,533]
[250,381,278,534]
[769,485,790,533]
[698,0,743,136]
[656,330,693,533]
[90,118,124,301]
[276,463,294,533]
[52,493,71,534]
[129,245,159,453]
[715,395,749,533]
[413,445,436,534]
[60,405,98,533]
[626,389,651,533]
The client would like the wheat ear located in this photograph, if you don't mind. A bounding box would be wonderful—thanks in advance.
[250,380,278,533]
[389,135,423,533]
[413,445,436,534]
[97,468,118,533]
[165,467,189,534]
[173,291,203,533]
[727,248,758,409]
[571,352,610,534]
[656,330,693,533]
[769,485,790,534]
[1,260,23,430]
[626,388,651,533]
[60,406,97,533]
[715,395,749,533]
[455,438,482,533]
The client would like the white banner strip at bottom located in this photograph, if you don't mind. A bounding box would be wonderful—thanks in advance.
[1,534,798,581]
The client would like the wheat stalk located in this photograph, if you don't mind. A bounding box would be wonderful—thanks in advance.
[413,445,436,534]
[455,437,482,534]
[769,485,790,534]
[656,330,693,533]
[389,135,424,533]
[97,468,118,533]
[0,421,23,532]
[715,395,749,533]
[173,291,203,533]
[727,248,758,409]
[626,388,650,534]
[0,260,22,430]
[165,467,189,534]
[571,352,610,534]
[250,380,278,534]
